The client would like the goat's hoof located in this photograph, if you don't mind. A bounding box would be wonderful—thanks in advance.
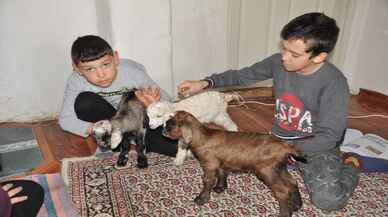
[117,157,129,167]
[173,158,184,166]
[291,199,302,212]
[279,211,292,217]
[194,196,209,205]
[186,150,194,158]
[290,191,303,211]
[137,159,148,169]
[213,186,226,193]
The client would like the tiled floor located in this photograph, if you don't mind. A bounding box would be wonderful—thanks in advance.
[0,127,43,177]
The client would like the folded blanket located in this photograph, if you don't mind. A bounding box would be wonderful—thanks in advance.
[341,129,388,172]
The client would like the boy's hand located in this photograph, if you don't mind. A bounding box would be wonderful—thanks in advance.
[2,183,28,204]
[135,87,161,107]
[177,80,209,97]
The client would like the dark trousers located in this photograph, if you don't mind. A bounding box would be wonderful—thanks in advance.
[74,91,178,157]
[0,180,44,217]
[297,148,359,211]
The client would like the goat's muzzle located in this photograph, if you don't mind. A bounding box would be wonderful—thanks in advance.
[162,118,181,140]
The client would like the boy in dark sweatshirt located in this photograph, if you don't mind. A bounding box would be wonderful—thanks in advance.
[178,12,359,211]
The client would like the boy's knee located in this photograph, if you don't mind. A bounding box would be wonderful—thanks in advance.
[303,163,359,211]
[75,91,99,112]
[74,91,115,122]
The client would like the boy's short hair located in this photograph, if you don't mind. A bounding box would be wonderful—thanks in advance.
[281,12,339,57]
[71,35,113,65]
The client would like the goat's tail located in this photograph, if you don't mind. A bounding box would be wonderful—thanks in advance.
[222,92,243,103]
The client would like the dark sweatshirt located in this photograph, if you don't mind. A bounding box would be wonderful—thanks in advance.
[206,53,349,152]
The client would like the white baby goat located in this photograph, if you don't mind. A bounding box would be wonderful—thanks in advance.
[147,91,239,165]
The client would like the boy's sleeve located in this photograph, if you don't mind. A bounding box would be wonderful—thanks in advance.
[206,54,277,88]
[58,77,91,137]
[295,78,350,152]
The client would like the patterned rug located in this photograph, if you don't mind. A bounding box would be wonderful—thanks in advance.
[63,152,388,217]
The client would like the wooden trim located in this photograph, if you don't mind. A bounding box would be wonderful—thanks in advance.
[26,161,61,175]
[33,126,56,163]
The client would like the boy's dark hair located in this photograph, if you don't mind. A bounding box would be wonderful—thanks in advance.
[71,35,113,65]
[281,12,339,57]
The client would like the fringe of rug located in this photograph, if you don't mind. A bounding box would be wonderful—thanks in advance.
[61,155,98,186]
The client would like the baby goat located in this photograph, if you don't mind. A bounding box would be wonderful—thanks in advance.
[147,91,240,165]
[92,90,148,168]
[163,111,306,217]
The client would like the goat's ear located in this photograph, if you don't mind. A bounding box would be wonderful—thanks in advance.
[175,111,189,122]
[181,125,193,144]
[169,111,177,119]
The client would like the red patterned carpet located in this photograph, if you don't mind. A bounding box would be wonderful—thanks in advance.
[63,152,388,217]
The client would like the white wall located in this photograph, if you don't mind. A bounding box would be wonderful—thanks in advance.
[171,0,230,87]
[0,0,99,121]
[237,0,345,66]
[0,0,387,122]
[351,0,388,95]
[0,0,233,122]
[108,0,173,94]
[108,0,231,95]
[235,0,351,87]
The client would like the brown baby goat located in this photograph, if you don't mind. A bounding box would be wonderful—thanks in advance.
[163,111,306,217]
